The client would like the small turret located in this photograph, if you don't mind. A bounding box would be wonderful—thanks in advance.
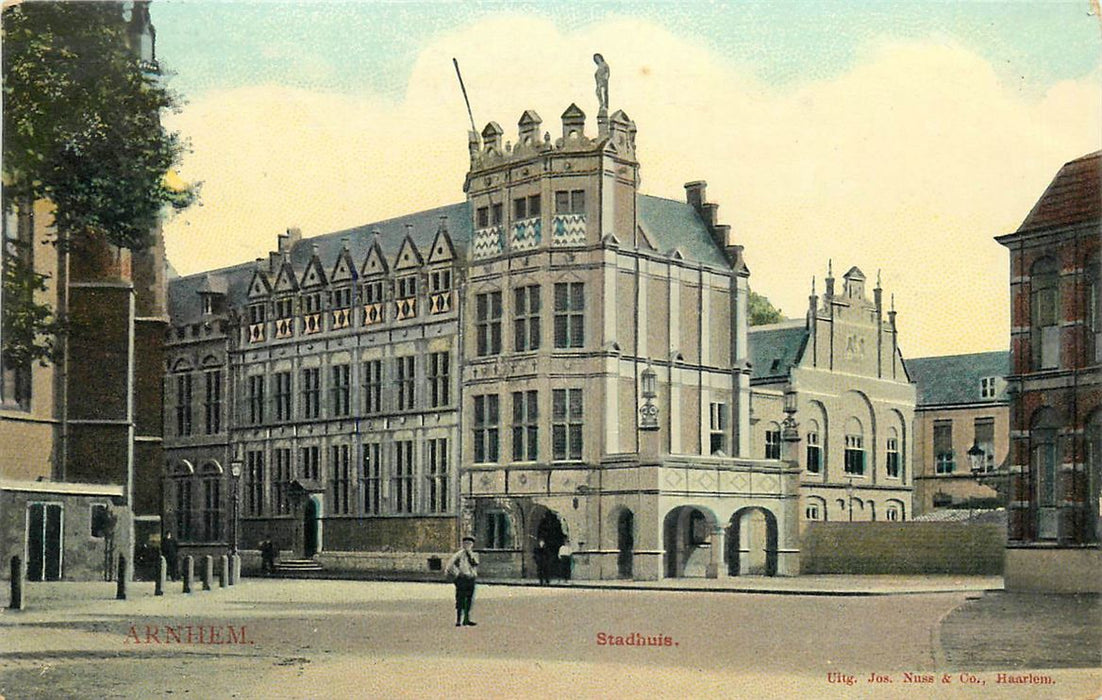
[518,110,542,146]
[561,104,586,140]
[481,122,504,152]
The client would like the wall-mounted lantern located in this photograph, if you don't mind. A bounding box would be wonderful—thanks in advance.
[639,364,659,430]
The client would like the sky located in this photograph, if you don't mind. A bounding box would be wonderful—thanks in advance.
[152,0,1102,358]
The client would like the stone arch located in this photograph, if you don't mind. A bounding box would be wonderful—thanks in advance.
[884,498,906,522]
[726,506,779,576]
[526,503,568,579]
[662,505,718,578]
[805,495,827,522]
[304,493,323,557]
[607,505,636,579]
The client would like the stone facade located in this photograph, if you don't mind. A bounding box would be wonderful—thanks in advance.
[749,266,915,527]
[996,151,1101,592]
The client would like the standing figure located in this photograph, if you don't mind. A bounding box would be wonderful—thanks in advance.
[534,538,550,585]
[161,531,179,581]
[260,537,276,575]
[558,538,574,582]
[446,535,480,626]
[593,53,609,113]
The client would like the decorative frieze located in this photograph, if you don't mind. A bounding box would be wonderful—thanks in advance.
[552,214,586,246]
[472,226,504,259]
[511,217,541,252]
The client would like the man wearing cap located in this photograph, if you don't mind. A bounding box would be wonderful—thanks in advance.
[446,535,480,626]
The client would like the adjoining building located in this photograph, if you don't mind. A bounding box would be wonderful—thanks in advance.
[1,4,165,582]
[165,99,803,580]
[749,266,915,527]
[908,351,1010,516]
[996,150,1101,593]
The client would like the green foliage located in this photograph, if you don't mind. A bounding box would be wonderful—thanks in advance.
[748,289,785,326]
[1,239,64,368]
[2,1,194,251]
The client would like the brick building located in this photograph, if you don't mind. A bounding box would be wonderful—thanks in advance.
[996,150,1101,592]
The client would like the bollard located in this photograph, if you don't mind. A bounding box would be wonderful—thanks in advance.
[9,555,26,610]
[155,556,166,596]
[219,555,228,588]
[228,553,237,586]
[233,554,242,584]
[202,555,213,591]
[183,555,194,594]
[116,555,128,600]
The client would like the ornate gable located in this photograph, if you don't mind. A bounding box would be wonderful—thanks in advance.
[273,258,299,293]
[247,268,272,299]
[394,231,423,271]
[427,224,456,264]
[300,251,328,289]
[360,235,389,277]
[330,244,358,284]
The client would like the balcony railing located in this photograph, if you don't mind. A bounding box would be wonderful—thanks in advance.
[395,297,417,321]
[332,307,351,330]
[429,291,452,314]
[248,323,265,343]
[363,302,384,326]
[303,312,322,335]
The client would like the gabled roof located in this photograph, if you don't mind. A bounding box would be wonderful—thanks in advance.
[637,195,729,268]
[906,351,1010,407]
[748,322,810,381]
[1017,151,1101,233]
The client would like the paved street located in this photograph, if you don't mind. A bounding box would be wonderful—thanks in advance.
[1,579,1098,699]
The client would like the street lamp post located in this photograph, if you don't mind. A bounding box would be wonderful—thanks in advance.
[229,453,243,558]
[846,479,855,522]
[967,439,986,521]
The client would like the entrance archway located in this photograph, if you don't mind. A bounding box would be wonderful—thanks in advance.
[726,507,778,576]
[616,509,634,579]
[529,505,567,580]
[303,496,321,558]
[662,506,716,578]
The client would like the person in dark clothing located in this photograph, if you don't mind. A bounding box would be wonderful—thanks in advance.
[534,538,551,585]
[161,532,179,581]
[260,538,276,575]
[446,536,480,626]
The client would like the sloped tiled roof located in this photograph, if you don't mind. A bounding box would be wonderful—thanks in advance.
[906,350,1010,407]
[748,322,809,381]
[637,195,729,268]
[1017,151,1101,233]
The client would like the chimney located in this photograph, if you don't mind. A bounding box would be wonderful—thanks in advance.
[685,181,707,214]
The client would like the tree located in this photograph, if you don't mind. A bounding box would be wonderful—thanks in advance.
[2,1,193,368]
[748,289,785,326]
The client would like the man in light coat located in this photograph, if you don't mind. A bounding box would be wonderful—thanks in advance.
[446,535,480,626]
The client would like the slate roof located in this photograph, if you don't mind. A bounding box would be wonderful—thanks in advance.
[1017,151,1101,233]
[637,195,729,268]
[748,322,809,381]
[906,351,1010,407]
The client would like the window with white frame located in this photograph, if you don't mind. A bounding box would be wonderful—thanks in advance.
[552,388,584,461]
[844,419,865,475]
[473,394,500,463]
[272,448,292,516]
[886,429,901,478]
[934,421,954,474]
[300,445,320,481]
[394,440,414,514]
[1031,258,1060,370]
[974,417,995,473]
[805,503,821,520]
[553,282,585,348]
[476,291,503,356]
[246,449,264,516]
[274,371,292,421]
[426,438,449,514]
[247,374,264,425]
[512,390,539,462]
[362,442,382,515]
[427,352,450,408]
[331,363,351,416]
[709,403,729,455]
[514,285,541,352]
[301,367,320,419]
[806,424,822,473]
[980,376,997,399]
[764,423,781,460]
[396,356,415,411]
[330,444,352,515]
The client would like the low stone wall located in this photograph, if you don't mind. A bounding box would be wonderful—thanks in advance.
[316,551,452,576]
[801,522,1005,575]
[1005,546,1102,593]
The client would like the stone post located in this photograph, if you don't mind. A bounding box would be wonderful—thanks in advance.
[182,555,194,593]
[233,554,242,584]
[778,404,803,577]
[202,555,213,591]
[155,556,166,596]
[9,556,26,610]
[219,555,229,588]
[706,527,727,579]
[116,555,129,600]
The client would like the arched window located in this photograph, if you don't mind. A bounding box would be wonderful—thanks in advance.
[1031,257,1060,370]
[805,420,822,474]
[844,417,865,476]
[805,496,826,521]
[200,461,224,543]
[172,460,194,542]
[1030,408,1060,540]
[885,426,901,478]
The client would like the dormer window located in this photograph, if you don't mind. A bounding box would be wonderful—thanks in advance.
[429,269,453,315]
[331,287,353,329]
[275,297,294,319]
[979,377,997,399]
[201,295,215,315]
[302,293,323,314]
[395,275,417,321]
[397,275,417,299]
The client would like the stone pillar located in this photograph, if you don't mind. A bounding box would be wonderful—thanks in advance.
[155,556,166,596]
[233,554,242,583]
[777,413,803,576]
[116,556,129,600]
[202,555,213,591]
[9,556,26,610]
[706,527,727,579]
[219,555,229,588]
[182,555,194,593]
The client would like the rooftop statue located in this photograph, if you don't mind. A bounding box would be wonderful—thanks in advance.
[594,53,609,114]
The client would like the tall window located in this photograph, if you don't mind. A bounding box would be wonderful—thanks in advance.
[247,374,264,425]
[934,421,954,474]
[886,431,901,478]
[1,202,32,410]
[428,352,450,408]
[844,421,865,475]
[363,359,382,414]
[331,364,351,416]
[427,438,449,513]
[1031,258,1060,370]
[395,275,417,321]
[476,291,502,356]
[201,473,222,542]
[1087,255,1100,363]
[709,403,729,455]
[764,423,781,460]
[514,285,541,352]
[473,394,500,463]
[176,373,193,436]
[274,371,293,421]
[396,356,415,410]
[362,442,382,515]
[552,388,584,461]
[175,478,193,541]
[363,280,385,326]
[394,440,414,514]
[330,444,351,515]
[301,367,320,419]
[554,282,585,348]
[555,189,586,214]
[272,448,292,515]
[300,445,320,481]
[203,370,221,434]
[514,194,541,220]
[1031,411,1059,539]
[973,417,995,473]
[806,425,822,473]
[246,450,264,516]
[486,511,512,549]
[512,390,539,462]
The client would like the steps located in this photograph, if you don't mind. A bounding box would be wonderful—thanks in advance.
[274,559,324,574]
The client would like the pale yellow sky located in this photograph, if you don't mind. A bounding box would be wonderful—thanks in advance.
[161,15,1101,359]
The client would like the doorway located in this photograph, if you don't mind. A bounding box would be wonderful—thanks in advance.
[27,503,63,581]
[303,497,320,558]
[535,509,566,579]
[617,509,634,579]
